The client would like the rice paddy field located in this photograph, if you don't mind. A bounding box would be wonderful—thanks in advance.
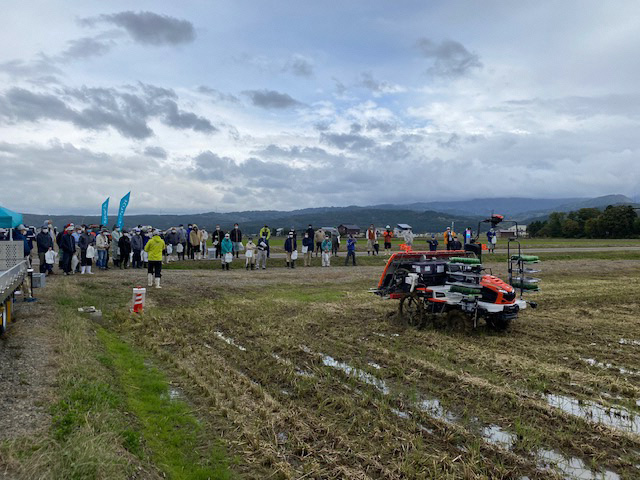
[2,252,640,479]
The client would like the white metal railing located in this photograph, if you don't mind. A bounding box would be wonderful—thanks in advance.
[0,260,28,304]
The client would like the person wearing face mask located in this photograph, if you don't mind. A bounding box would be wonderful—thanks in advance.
[145,229,166,288]
[229,223,242,258]
[177,225,187,261]
[259,225,271,258]
[131,228,143,268]
[284,232,297,268]
[72,226,83,272]
[189,224,202,260]
[256,235,268,270]
[118,230,132,269]
[96,229,110,270]
[186,224,193,259]
[165,227,180,262]
[60,224,76,275]
[111,225,122,267]
[212,225,224,259]
[302,232,313,267]
[220,233,233,270]
[321,235,332,267]
[36,224,54,274]
[78,226,96,274]
[141,228,151,267]
[200,228,209,258]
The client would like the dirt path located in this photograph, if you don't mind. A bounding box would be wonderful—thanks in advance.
[0,296,59,444]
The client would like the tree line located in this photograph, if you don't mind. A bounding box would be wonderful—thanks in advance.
[527,205,640,238]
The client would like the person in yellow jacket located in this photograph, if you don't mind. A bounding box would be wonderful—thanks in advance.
[144,229,166,288]
[259,225,271,257]
[443,227,456,250]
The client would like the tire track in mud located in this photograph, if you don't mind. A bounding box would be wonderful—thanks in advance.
[130,320,556,479]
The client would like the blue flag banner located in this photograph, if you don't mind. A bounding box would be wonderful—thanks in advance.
[116,192,130,228]
[101,197,109,226]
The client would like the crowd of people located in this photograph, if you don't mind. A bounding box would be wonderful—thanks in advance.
[3,220,499,287]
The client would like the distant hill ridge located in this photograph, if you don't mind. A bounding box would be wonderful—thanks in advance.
[20,194,635,233]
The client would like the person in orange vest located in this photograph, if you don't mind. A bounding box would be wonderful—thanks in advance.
[443,227,456,250]
[383,225,393,256]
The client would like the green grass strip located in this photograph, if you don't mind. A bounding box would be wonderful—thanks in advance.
[97,329,234,480]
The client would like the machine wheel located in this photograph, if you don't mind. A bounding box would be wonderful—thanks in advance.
[445,310,473,332]
[399,294,424,327]
[486,315,511,331]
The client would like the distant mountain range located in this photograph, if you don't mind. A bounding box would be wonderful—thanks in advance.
[21,194,637,234]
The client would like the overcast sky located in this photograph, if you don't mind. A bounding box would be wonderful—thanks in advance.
[1,1,639,214]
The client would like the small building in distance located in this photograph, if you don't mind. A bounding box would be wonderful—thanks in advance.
[321,226,339,237]
[338,224,361,236]
[497,225,528,238]
[394,223,412,237]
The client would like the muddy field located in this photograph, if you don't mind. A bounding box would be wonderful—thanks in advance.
[19,258,640,479]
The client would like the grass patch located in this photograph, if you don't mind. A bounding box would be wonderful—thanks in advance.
[97,328,234,480]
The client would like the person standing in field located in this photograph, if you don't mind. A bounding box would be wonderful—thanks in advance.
[302,232,313,266]
[164,227,179,263]
[212,225,224,259]
[331,230,340,256]
[345,234,357,266]
[118,230,132,269]
[96,229,109,270]
[190,225,202,260]
[259,225,271,257]
[256,235,268,270]
[111,225,122,267]
[314,228,324,257]
[284,231,297,268]
[131,228,143,268]
[443,227,456,250]
[306,224,314,244]
[427,234,438,251]
[78,227,95,274]
[244,237,256,270]
[383,226,393,255]
[366,224,377,255]
[487,228,497,253]
[321,235,332,267]
[464,227,472,245]
[177,225,187,260]
[402,228,414,248]
[200,228,209,258]
[220,233,233,270]
[60,224,76,275]
[145,229,165,288]
[230,223,242,258]
[36,224,53,274]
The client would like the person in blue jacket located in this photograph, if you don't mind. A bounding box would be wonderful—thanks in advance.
[345,234,357,266]
[14,224,32,264]
[427,234,438,251]
[302,232,313,267]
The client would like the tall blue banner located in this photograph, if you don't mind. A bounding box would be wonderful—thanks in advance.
[101,197,109,226]
[116,192,130,228]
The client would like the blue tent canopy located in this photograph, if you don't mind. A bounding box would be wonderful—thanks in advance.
[0,206,23,229]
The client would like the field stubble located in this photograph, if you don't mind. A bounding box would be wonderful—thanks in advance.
[86,258,640,479]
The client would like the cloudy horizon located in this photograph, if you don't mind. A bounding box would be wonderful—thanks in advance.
[1,1,639,215]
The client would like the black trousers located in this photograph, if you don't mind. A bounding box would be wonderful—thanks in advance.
[132,250,142,268]
[147,260,162,277]
[345,251,356,265]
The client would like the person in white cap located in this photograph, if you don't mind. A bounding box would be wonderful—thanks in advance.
[383,225,393,256]
[144,229,165,288]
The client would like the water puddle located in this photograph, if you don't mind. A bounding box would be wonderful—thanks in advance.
[580,357,640,376]
[418,398,460,426]
[619,338,640,346]
[536,448,620,480]
[321,354,390,394]
[368,362,382,370]
[482,424,516,449]
[214,331,247,351]
[545,393,640,434]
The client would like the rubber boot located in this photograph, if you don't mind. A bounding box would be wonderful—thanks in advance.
[226,263,230,271]
[154,277,161,289]
[221,262,225,270]
[246,264,249,270]
[81,266,86,274]
[291,260,295,269]
[250,264,254,270]
[87,266,93,275]
[286,262,289,268]
[147,273,153,287]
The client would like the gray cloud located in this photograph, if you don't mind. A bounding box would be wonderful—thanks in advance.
[84,11,195,46]
[366,118,397,133]
[60,36,113,60]
[242,89,302,109]
[144,146,167,158]
[320,132,375,151]
[197,86,239,103]
[283,55,314,77]
[0,58,62,80]
[416,38,482,77]
[359,72,404,94]
[190,151,236,180]
[0,83,215,139]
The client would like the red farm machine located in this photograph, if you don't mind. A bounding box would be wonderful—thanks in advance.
[372,215,540,330]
